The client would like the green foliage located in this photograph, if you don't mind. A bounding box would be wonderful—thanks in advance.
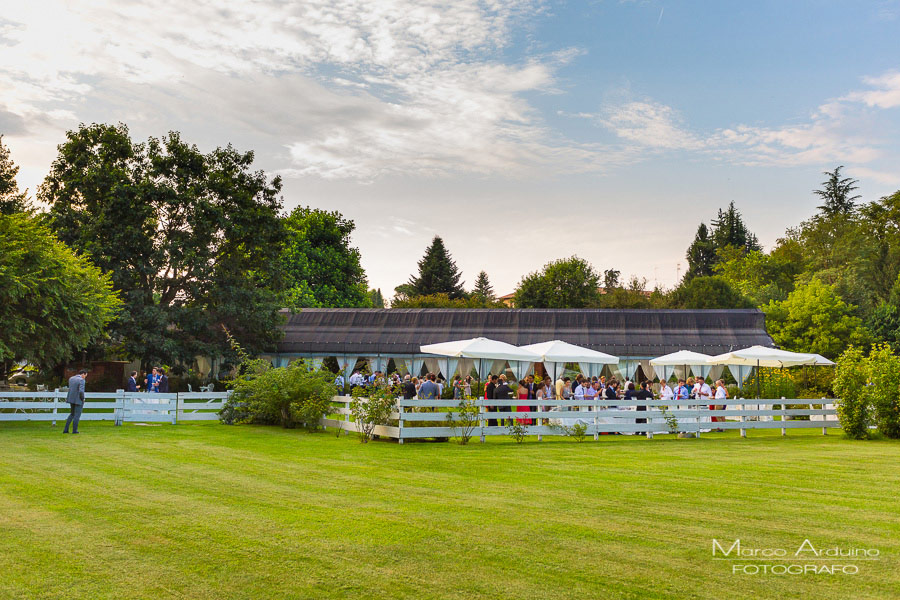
[471,270,495,304]
[867,301,900,346]
[0,135,30,215]
[659,406,679,435]
[668,276,753,309]
[349,385,397,443]
[0,212,122,369]
[507,418,528,443]
[447,397,482,444]
[686,202,760,279]
[865,343,900,439]
[714,244,801,305]
[367,288,385,308]
[561,421,588,442]
[514,256,602,308]
[223,360,335,429]
[814,166,860,216]
[400,236,465,299]
[762,278,870,358]
[392,293,504,309]
[41,123,285,368]
[833,346,871,439]
[280,206,370,309]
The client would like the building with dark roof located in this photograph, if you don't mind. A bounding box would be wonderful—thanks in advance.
[266,308,773,380]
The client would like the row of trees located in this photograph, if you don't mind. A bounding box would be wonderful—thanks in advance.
[1,125,381,378]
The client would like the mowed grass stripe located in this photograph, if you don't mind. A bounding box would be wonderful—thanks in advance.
[1,422,897,599]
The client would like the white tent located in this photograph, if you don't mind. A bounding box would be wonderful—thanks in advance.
[520,340,618,383]
[649,350,713,382]
[420,337,542,380]
[707,345,818,397]
[809,354,836,366]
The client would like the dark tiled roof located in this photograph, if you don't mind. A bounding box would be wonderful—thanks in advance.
[277,308,773,358]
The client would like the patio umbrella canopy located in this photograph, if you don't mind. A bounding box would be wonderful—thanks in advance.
[707,345,818,398]
[520,340,619,382]
[420,337,542,379]
[649,350,713,381]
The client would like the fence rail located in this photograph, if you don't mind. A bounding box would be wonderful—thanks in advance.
[325,396,841,442]
[0,390,231,425]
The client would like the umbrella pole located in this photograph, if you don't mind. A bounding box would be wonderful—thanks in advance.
[756,360,761,400]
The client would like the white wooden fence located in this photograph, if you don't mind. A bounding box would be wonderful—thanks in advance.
[0,390,230,425]
[324,396,841,442]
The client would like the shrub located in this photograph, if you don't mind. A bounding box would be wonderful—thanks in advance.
[833,346,871,439]
[447,397,481,445]
[349,385,396,443]
[507,418,528,443]
[866,343,900,439]
[221,360,336,429]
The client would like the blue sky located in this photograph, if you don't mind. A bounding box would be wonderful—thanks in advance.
[2,1,899,296]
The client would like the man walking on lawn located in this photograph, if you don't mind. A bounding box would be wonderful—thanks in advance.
[63,369,88,434]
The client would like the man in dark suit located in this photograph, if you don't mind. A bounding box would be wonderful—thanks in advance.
[401,375,416,400]
[157,368,169,393]
[63,369,88,434]
[493,375,514,425]
[126,371,138,392]
[485,374,499,426]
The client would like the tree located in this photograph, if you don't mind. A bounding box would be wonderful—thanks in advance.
[471,271,495,303]
[402,236,465,299]
[514,256,602,308]
[762,277,870,358]
[0,213,121,378]
[0,135,30,214]
[367,288,385,308]
[392,293,499,309]
[711,201,761,253]
[280,206,369,310]
[814,166,860,216]
[41,123,285,368]
[667,276,753,309]
[685,223,717,279]
[603,269,621,290]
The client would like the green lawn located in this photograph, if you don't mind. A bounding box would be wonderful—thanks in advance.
[1,423,898,600]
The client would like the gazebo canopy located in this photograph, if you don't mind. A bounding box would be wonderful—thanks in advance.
[649,350,713,366]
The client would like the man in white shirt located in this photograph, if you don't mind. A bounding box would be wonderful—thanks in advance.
[659,380,674,401]
[697,377,712,401]
[349,371,365,387]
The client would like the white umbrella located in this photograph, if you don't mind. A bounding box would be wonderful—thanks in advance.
[649,350,713,382]
[707,345,817,398]
[809,354,835,366]
[420,337,541,380]
[519,340,618,382]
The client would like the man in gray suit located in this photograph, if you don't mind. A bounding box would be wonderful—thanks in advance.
[63,369,88,434]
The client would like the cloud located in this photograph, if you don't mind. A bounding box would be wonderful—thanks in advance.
[586,101,706,151]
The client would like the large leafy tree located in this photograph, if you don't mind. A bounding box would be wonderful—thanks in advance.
[0,135,30,214]
[762,277,870,358]
[280,206,369,310]
[514,256,602,308]
[814,166,860,216]
[41,123,285,368]
[0,213,121,379]
[400,236,465,299]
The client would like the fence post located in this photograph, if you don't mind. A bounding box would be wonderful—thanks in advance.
[52,389,59,427]
[781,397,787,436]
[115,389,124,426]
[593,402,599,441]
[173,393,179,425]
[344,396,350,435]
[739,398,746,438]
[822,397,828,435]
[479,400,486,443]
[537,404,543,442]
[695,402,701,438]
[646,403,653,440]
[398,403,404,445]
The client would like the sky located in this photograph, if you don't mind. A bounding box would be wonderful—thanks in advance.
[2,0,900,298]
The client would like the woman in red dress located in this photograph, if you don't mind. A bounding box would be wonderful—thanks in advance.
[516,379,532,424]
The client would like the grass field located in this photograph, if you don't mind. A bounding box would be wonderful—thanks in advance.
[1,422,898,600]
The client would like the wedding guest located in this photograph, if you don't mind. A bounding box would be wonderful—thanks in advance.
[493,375,514,424]
[659,379,674,402]
[516,379,532,424]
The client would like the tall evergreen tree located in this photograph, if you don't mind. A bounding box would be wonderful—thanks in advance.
[685,223,717,279]
[404,236,465,298]
[815,166,860,216]
[0,136,30,215]
[367,288,385,308]
[711,201,761,252]
[471,270,495,303]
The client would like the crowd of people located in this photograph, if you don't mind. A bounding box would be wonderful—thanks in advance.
[124,367,170,393]
[339,369,729,425]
